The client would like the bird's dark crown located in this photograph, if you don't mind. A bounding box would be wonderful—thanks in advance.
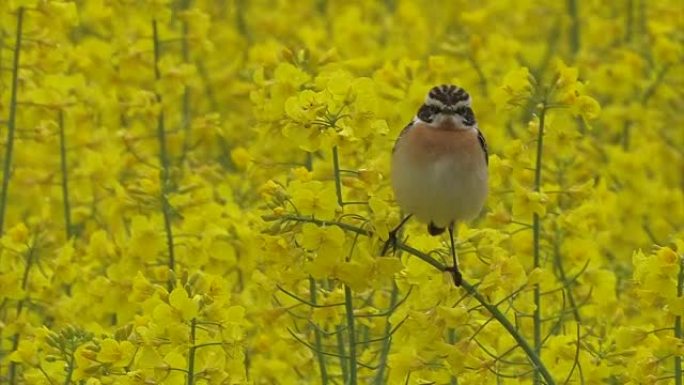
[416,84,475,126]
[425,84,471,108]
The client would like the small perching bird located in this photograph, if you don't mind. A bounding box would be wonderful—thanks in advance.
[384,84,489,286]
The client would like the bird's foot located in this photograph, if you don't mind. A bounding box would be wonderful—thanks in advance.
[444,266,463,287]
[381,230,398,256]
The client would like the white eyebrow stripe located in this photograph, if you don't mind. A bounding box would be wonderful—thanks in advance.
[425,98,447,108]
[454,99,471,108]
[425,95,472,108]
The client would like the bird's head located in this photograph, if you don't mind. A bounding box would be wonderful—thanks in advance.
[416,84,476,130]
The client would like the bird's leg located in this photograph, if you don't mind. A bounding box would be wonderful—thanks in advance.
[445,223,463,286]
[381,214,413,255]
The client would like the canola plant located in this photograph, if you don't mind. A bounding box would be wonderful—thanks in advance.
[0,1,682,384]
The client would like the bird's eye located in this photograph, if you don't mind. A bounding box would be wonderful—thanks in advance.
[417,104,438,122]
[459,107,476,126]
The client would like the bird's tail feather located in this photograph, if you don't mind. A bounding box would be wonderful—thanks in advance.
[427,222,445,236]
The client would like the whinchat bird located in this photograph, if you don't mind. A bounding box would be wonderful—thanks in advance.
[385,84,488,286]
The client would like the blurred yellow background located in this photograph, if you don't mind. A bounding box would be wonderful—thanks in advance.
[0,1,682,384]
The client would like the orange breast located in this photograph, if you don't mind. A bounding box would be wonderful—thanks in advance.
[402,123,482,166]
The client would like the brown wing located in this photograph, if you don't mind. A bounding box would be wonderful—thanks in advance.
[393,120,415,153]
[477,129,488,165]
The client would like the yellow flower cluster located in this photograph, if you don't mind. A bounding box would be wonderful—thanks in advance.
[0,1,682,385]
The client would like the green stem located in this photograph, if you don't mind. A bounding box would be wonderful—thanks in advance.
[461,280,555,385]
[553,229,581,324]
[178,0,192,166]
[63,353,75,385]
[187,318,196,385]
[263,214,438,270]
[332,147,343,207]
[269,214,556,384]
[520,21,560,124]
[235,0,252,42]
[467,55,488,97]
[625,0,634,42]
[266,215,369,236]
[152,20,176,291]
[532,104,547,385]
[448,328,459,385]
[675,256,683,385]
[36,365,56,385]
[196,61,219,112]
[344,284,357,385]
[567,0,580,55]
[336,324,348,382]
[638,0,650,65]
[374,284,399,385]
[309,278,329,384]
[0,7,24,236]
[9,240,35,385]
[192,342,224,350]
[58,111,73,239]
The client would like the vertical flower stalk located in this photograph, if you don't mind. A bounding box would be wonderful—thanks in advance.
[187,318,197,385]
[59,110,73,239]
[532,103,547,385]
[186,328,223,385]
[333,144,357,383]
[0,7,24,236]
[344,284,357,385]
[309,278,329,384]
[235,0,251,41]
[3,11,25,380]
[567,0,580,55]
[625,0,634,42]
[374,284,398,385]
[336,324,348,382]
[447,328,458,385]
[64,351,76,385]
[332,147,343,207]
[675,255,683,385]
[152,20,176,291]
[305,147,328,384]
[9,243,36,385]
[178,0,192,165]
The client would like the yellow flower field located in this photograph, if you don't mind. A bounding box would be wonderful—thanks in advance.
[0,1,682,384]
